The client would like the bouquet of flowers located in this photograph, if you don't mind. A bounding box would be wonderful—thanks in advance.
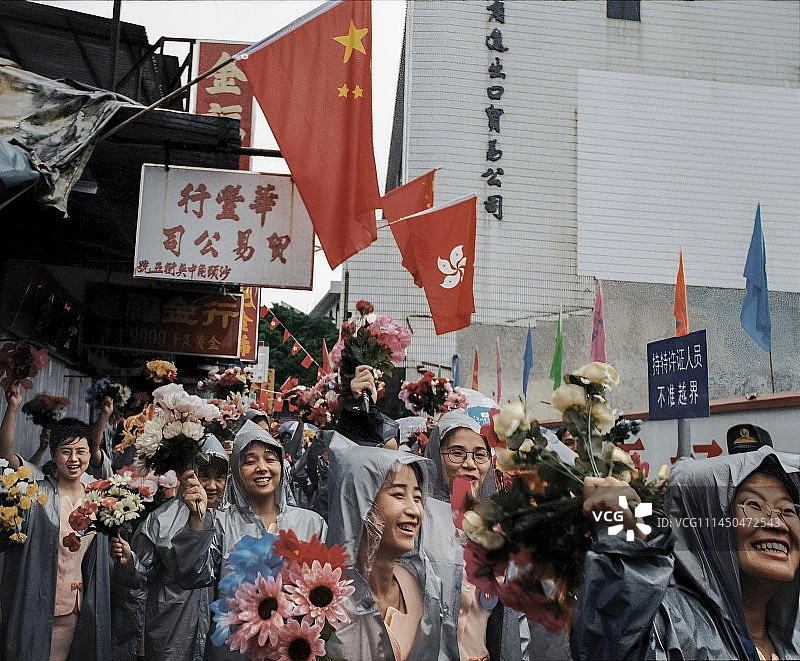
[143,359,178,384]
[85,377,131,420]
[285,373,342,429]
[198,366,254,399]
[21,392,70,426]
[0,340,49,392]
[115,384,221,476]
[210,529,355,661]
[117,464,179,511]
[62,472,147,551]
[331,300,412,413]
[462,362,665,632]
[0,459,48,544]
[399,371,467,417]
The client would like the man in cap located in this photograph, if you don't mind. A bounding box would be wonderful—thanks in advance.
[727,423,773,454]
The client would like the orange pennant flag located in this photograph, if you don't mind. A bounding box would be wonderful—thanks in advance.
[471,348,479,390]
[382,170,436,285]
[238,0,381,269]
[674,250,689,337]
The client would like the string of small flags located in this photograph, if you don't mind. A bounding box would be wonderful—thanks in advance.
[260,306,319,370]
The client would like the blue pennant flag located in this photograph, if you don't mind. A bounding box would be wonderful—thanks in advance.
[740,204,771,352]
[452,354,461,387]
[522,325,533,398]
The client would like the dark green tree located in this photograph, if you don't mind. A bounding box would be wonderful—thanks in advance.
[259,304,339,387]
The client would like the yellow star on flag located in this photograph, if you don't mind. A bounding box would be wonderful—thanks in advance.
[352,84,364,98]
[333,20,368,64]
[337,84,349,97]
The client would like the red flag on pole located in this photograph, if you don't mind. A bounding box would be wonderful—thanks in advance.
[404,196,477,335]
[320,339,332,377]
[269,316,280,331]
[283,329,291,343]
[589,281,606,362]
[382,169,436,285]
[260,306,269,319]
[291,342,302,356]
[238,0,380,269]
[301,354,314,369]
[674,250,689,337]
[471,349,479,390]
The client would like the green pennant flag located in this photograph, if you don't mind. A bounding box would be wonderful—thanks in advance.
[549,307,563,390]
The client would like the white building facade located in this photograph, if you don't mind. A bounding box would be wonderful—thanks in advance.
[346,0,800,427]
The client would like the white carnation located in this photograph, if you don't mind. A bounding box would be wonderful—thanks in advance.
[136,432,162,458]
[493,402,529,439]
[182,420,205,441]
[162,421,183,439]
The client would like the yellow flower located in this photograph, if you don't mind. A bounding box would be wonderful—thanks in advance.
[551,384,588,413]
[16,465,31,480]
[572,362,620,388]
[37,492,49,505]
[10,532,26,543]
[26,482,38,494]
[1,472,18,488]
[18,496,31,510]
[0,506,18,525]
[8,486,19,497]
[657,464,670,481]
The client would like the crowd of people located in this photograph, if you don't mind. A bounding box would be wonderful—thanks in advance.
[0,366,798,661]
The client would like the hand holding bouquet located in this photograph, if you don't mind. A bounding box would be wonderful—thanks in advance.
[331,300,411,413]
[0,460,48,545]
[285,372,342,429]
[210,529,354,660]
[462,363,666,631]
[63,472,146,551]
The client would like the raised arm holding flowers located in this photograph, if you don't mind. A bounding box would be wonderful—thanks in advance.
[461,362,666,632]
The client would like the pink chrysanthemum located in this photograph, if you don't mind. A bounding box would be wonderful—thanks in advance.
[275,618,325,661]
[227,573,293,655]
[284,559,355,628]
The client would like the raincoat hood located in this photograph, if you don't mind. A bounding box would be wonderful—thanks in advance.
[327,432,434,566]
[424,409,496,502]
[666,446,800,658]
[224,420,287,516]
[200,433,228,464]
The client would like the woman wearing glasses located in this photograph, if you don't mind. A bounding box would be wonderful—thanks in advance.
[573,446,799,660]
[423,410,531,661]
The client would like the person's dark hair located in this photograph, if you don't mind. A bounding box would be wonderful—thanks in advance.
[196,454,229,477]
[736,454,800,505]
[43,417,91,477]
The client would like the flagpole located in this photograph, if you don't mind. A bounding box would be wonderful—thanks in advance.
[769,350,776,393]
[101,55,237,141]
[376,192,477,231]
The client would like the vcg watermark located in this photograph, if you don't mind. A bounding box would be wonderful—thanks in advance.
[590,496,652,541]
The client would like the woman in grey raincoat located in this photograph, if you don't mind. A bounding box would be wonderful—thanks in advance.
[424,410,568,661]
[573,446,800,660]
[170,420,326,660]
[325,433,443,661]
[112,434,229,661]
[1,417,114,661]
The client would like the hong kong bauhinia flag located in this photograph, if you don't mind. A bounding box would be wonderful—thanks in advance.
[237,0,381,269]
[404,195,476,335]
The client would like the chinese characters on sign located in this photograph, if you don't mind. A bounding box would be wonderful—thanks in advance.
[483,0,507,221]
[82,284,244,359]
[647,329,710,421]
[135,165,314,289]
[194,41,254,170]
[238,286,260,362]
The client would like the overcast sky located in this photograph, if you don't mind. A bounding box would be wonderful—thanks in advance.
[37,0,407,313]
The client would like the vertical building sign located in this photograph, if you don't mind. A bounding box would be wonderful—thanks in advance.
[483,0,507,221]
[194,41,255,170]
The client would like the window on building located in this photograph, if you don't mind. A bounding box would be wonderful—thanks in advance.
[607,0,640,21]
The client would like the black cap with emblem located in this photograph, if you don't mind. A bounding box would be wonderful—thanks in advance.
[726,423,773,455]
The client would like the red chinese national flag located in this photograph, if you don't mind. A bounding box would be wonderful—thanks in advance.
[382,169,436,286]
[291,342,302,356]
[269,316,280,331]
[405,195,477,335]
[238,0,380,269]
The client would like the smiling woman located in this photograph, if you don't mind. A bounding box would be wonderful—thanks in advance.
[325,435,442,661]
[572,447,800,661]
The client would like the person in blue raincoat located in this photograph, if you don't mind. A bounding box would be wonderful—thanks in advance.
[573,446,800,660]
[169,420,326,660]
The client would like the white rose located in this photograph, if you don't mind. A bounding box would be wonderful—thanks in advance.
[591,402,615,434]
[657,464,670,481]
[182,421,205,441]
[572,362,620,388]
[462,512,505,550]
[493,402,529,439]
[462,510,486,537]
[495,447,518,473]
[519,439,534,454]
[161,421,183,439]
[617,469,633,483]
[551,384,588,413]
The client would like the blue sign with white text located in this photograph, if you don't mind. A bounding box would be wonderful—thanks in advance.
[647,329,709,421]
